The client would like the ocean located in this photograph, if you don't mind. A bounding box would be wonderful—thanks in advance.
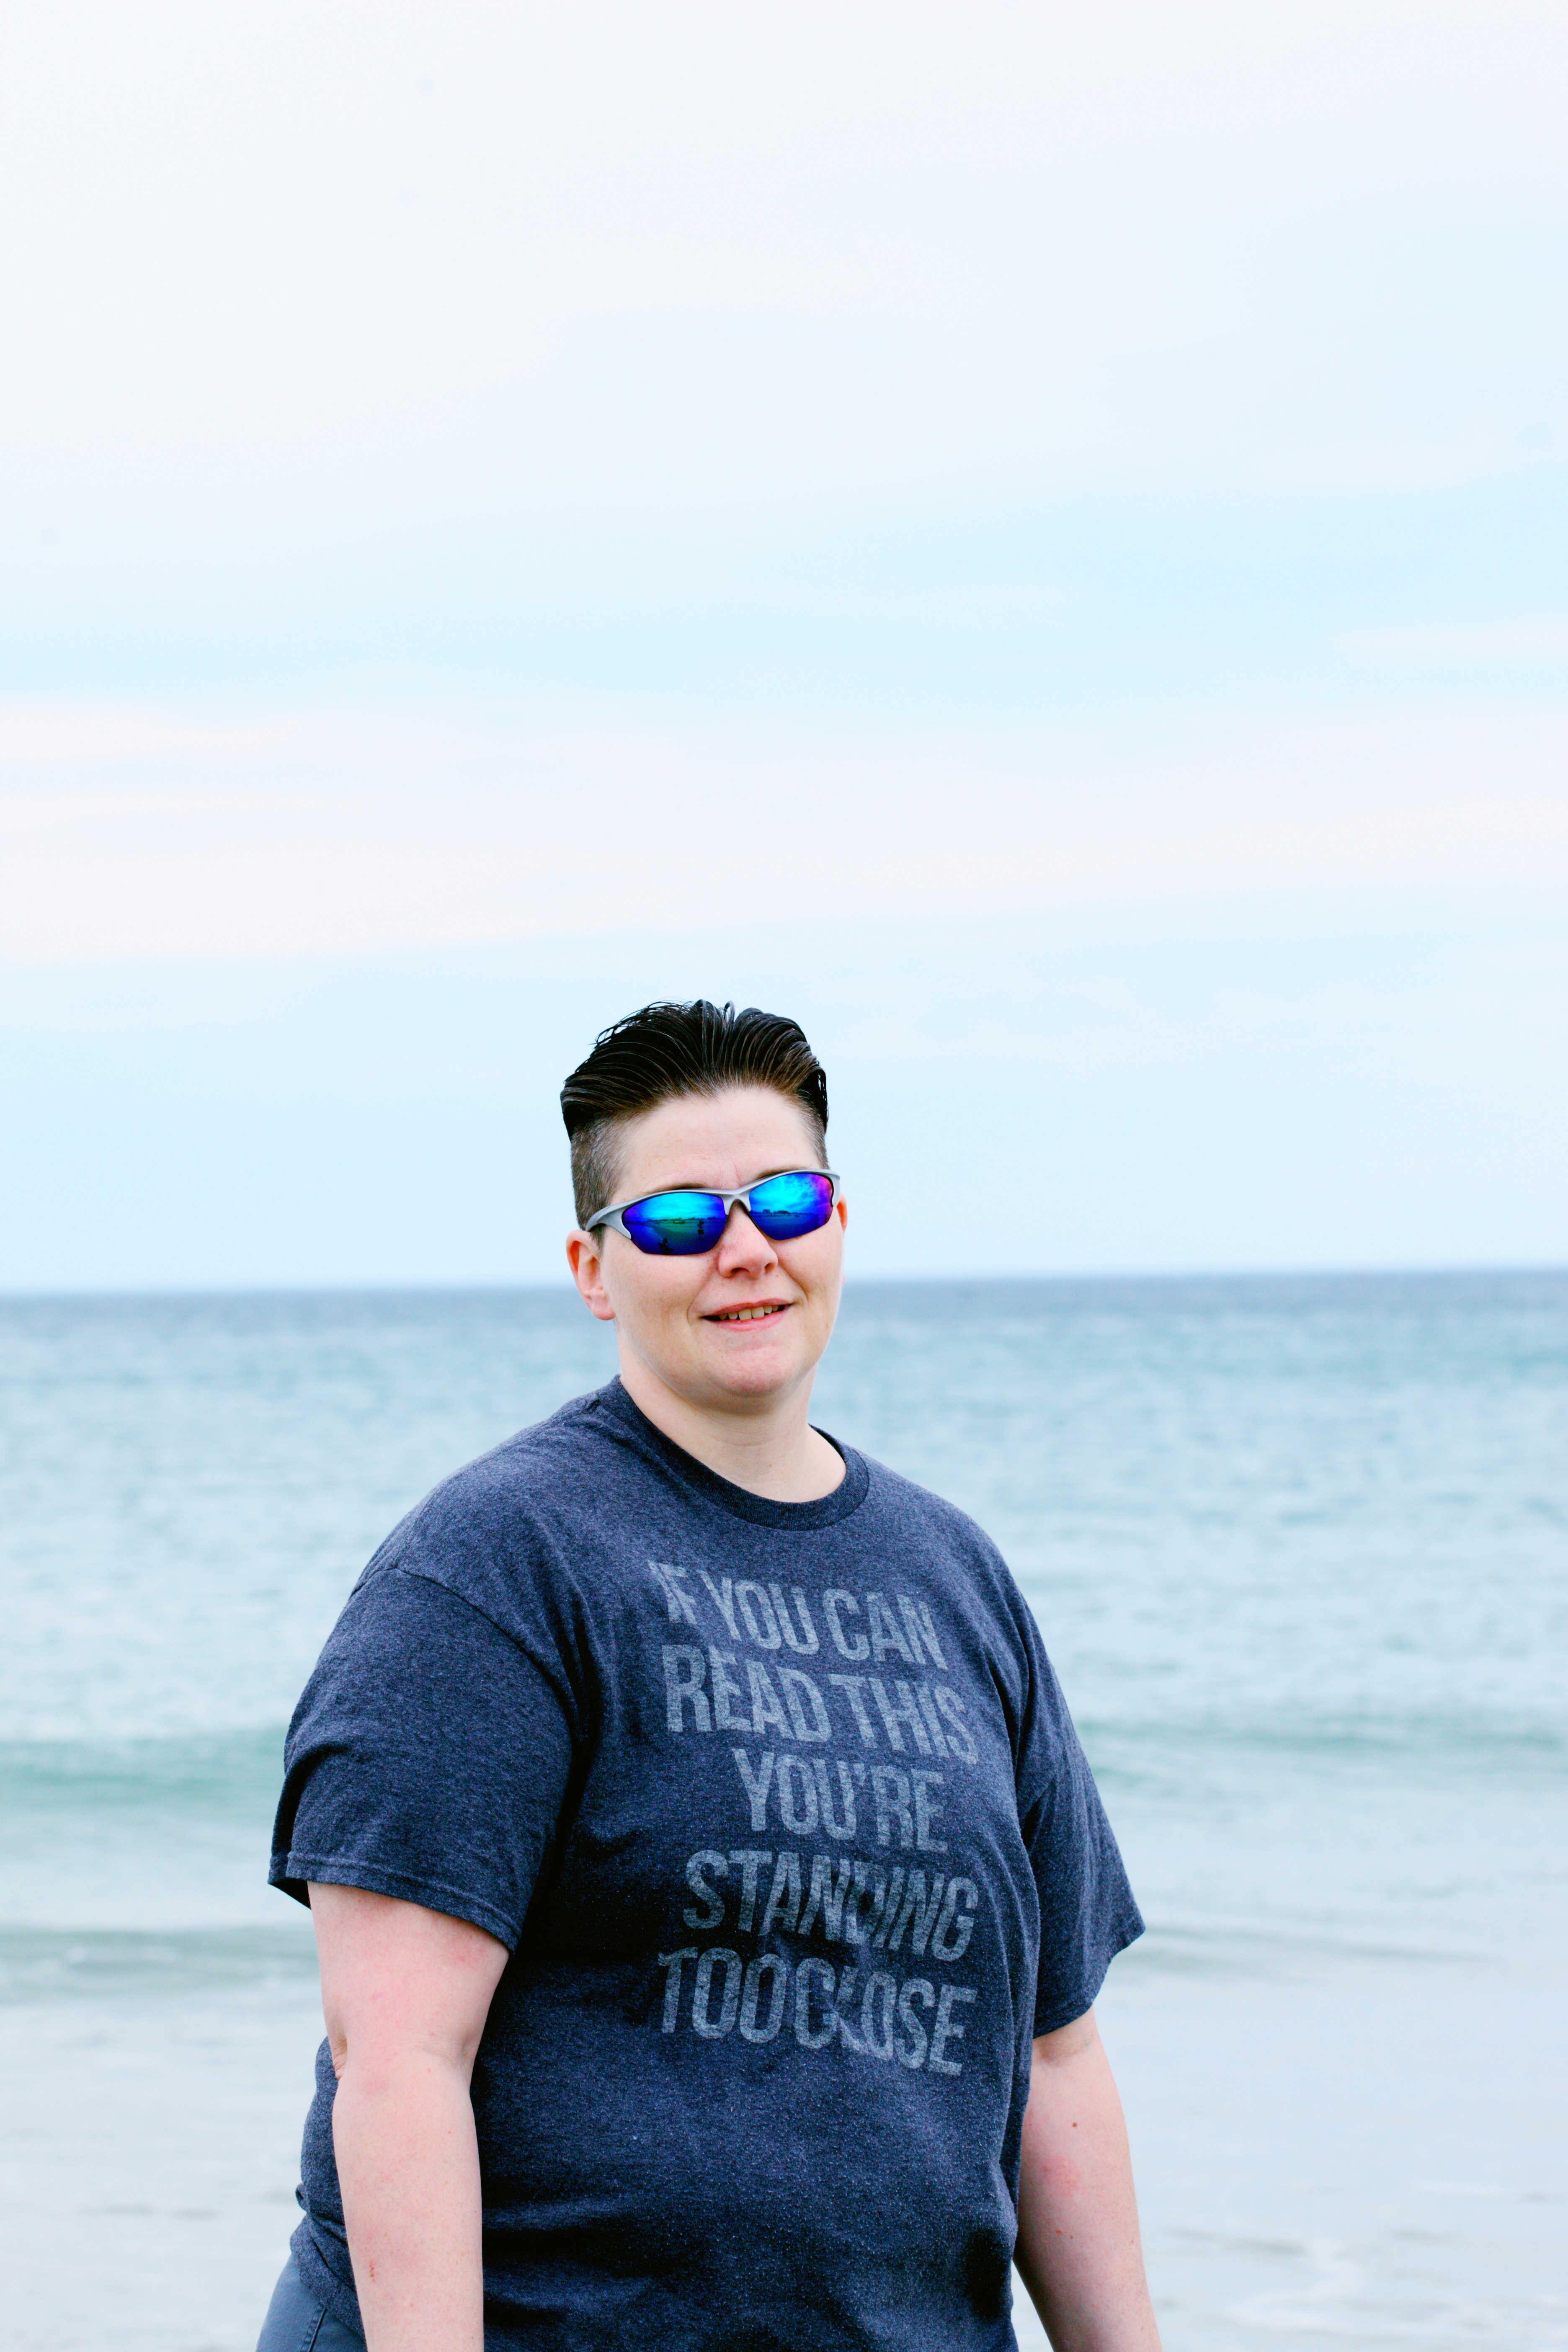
[1,1274,1564,2351]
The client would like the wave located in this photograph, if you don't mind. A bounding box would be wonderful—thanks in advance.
[0,1921,316,2002]
[0,1726,287,1814]
[3,1702,1560,1846]
[1080,1707,1566,1785]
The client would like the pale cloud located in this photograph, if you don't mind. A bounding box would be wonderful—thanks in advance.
[3,698,1565,969]
[0,703,293,769]
[1346,622,1568,662]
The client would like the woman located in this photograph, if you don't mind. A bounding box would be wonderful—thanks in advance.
[259,1000,1159,2352]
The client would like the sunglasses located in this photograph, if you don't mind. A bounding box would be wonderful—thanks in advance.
[585,1169,841,1256]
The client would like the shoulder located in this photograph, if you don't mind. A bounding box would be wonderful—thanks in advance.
[854,1446,1059,1731]
[415,1384,619,1519]
[356,1384,631,1616]
[856,1448,1014,1581]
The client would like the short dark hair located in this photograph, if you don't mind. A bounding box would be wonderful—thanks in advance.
[561,1000,829,1227]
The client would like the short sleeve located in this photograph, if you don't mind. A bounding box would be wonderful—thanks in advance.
[269,1566,579,1950]
[1013,1607,1144,2037]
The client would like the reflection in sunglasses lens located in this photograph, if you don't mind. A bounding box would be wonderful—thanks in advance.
[620,1173,834,1255]
[748,1173,833,1239]
[623,1192,728,1255]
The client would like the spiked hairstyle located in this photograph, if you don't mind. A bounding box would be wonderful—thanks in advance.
[560,1000,829,1227]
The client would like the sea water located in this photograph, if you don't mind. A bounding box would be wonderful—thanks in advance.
[1,1274,1564,2352]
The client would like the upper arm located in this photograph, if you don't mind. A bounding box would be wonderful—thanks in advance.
[272,1568,580,1951]
[1033,2006,1100,2070]
[311,1882,511,2082]
[1012,1607,1144,2036]
[1023,2005,1101,2138]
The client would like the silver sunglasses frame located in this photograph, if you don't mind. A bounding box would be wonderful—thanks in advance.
[585,1170,842,1247]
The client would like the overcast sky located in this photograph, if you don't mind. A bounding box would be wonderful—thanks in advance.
[3,2,1565,1286]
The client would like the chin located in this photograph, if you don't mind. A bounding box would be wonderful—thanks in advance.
[700,1339,807,1400]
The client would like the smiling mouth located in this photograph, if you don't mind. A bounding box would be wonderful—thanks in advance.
[707,1303,789,1323]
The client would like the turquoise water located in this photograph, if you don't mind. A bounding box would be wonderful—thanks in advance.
[1,1275,1565,2350]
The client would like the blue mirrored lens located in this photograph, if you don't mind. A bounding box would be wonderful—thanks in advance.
[621,1191,728,1255]
[745,1171,834,1239]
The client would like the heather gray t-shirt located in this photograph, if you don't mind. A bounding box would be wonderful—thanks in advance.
[271,1377,1142,2351]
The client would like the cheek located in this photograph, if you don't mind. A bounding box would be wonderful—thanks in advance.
[804,1218,846,1274]
[783,1234,843,1308]
[609,1263,704,1328]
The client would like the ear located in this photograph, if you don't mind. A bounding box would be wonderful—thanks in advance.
[566,1230,617,1322]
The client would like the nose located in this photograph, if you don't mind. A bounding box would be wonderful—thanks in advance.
[712,1203,777,1276]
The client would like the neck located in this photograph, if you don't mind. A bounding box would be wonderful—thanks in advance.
[616,1355,846,1503]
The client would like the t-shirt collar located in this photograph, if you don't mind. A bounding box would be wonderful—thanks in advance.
[591,1376,871,1531]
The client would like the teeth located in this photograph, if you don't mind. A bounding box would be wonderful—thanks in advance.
[717,1305,782,1321]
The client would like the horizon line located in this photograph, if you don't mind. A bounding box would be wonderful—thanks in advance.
[4,1261,1563,1308]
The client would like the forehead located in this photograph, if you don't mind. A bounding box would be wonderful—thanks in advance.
[613,1086,821,1195]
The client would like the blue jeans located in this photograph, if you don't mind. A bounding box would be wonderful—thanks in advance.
[256,2254,364,2350]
